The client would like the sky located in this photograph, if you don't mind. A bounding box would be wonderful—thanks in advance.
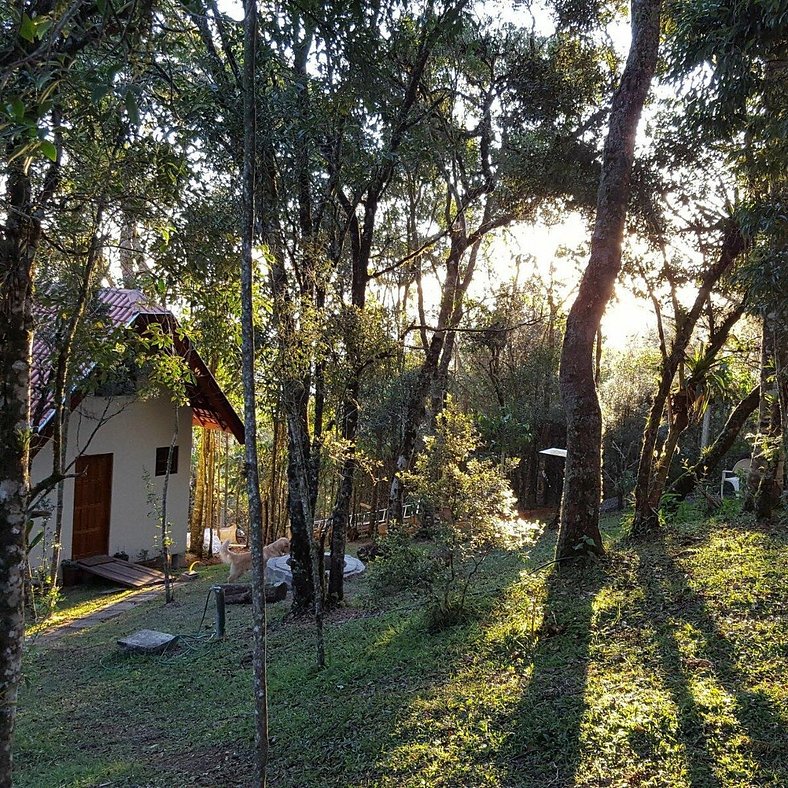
[405,213,659,352]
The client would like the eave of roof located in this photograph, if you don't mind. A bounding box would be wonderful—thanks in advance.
[32,289,245,447]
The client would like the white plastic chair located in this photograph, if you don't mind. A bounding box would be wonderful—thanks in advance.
[720,458,751,498]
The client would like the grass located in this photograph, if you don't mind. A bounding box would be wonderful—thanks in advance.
[25,583,141,637]
[15,511,787,787]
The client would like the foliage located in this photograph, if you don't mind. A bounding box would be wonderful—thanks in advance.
[395,398,525,628]
[600,342,661,504]
[136,322,195,406]
[460,275,566,507]
[368,532,437,595]
[405,398,518,531]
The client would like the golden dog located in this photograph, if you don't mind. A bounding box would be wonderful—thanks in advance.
[219,536,290,583]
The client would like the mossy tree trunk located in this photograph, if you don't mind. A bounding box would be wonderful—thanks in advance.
[744,312,788,519]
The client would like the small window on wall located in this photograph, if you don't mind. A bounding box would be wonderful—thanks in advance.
[155,446,179,476]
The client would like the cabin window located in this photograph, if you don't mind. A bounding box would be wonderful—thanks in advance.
[155,446,179,476]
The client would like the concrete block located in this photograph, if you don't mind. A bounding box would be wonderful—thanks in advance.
[117,629,178,655]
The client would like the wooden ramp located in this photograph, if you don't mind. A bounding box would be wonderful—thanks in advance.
[74,555,165,588]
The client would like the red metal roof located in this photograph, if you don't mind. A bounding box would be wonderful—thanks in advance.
[31,288,244,445]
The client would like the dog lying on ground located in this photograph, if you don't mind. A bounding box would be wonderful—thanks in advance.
[219,536,290,582]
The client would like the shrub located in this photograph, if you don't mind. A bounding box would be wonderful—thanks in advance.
[368,533,435,594]
[392,398,533,630]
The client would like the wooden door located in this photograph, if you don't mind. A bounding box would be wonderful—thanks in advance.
[72,453,113,559]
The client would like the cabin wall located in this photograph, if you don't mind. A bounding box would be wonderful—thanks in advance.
[30,394,193,571]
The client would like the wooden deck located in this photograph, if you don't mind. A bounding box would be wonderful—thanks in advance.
[74,555,166,588]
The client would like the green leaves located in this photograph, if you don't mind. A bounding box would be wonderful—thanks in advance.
[6,98,26,123]
[124,89,140,127]
[39,140,58,161]
[2,95,59,162]
[18,12,53,43]
[19,13,36,43]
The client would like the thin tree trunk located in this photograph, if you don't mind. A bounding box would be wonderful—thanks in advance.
[48,204,105,584]
[646,389,691,510]
[50,411,69,587]
[207,429,218,553]
[631,228,746,534]
[189,430,208,559]
[222,431,229,530]
[327,378,360,603]
[286,406,326,667]
[388,232,467,521]
[260,102,316,611]
[700,405,712,450]
[269,406,280,541]
[283,391,316,611]
[159,405,178,604]
[556,0,661,561]
[239,0,268,781]
[0,265,31,788]
[0,134,60,783]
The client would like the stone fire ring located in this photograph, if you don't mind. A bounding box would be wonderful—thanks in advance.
[266,554,365,588]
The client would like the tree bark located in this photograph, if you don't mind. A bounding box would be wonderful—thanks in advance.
[556,0,661,562]
[0,3,140,776]
[327,377,360,603]
[239,0,268,781]
[744,312,787,519]
[48,201,105,584]
[189,429,211,559]
[0,159,37,786]
[324,3,468,594]
[387,210,500,523]
[389,234,465,522]
[644,297,746,512]
[283,394,316,611]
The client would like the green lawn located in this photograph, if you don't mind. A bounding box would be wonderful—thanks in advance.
[15,512,787,787]
[25,584,142,637]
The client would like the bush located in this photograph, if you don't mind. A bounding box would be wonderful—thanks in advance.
[368,533,436,594]
[388,398,535,630]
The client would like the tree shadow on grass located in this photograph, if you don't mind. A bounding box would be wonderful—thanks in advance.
[265,547,541,787]
[497,560,605,786]
[633,533,787,786]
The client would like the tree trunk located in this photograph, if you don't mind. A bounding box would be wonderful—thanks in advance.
[283,389,316,612]
[699,404,712,451]
[47,206,105,584]
[189,429,209,559]
[286,407,326,668]
[631,228,746,534]
[556,0,661,562]
[646,389,691,511]
[327,378,360,604]
[745,312,787,519]
[268,407,281,543]
[0,157,42,786]
[388,233,468,521]
[207,428,218,553]
[668,384,760,501]
[159,405,179,603]
[259,100,316,613]
[239,0,268,781]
